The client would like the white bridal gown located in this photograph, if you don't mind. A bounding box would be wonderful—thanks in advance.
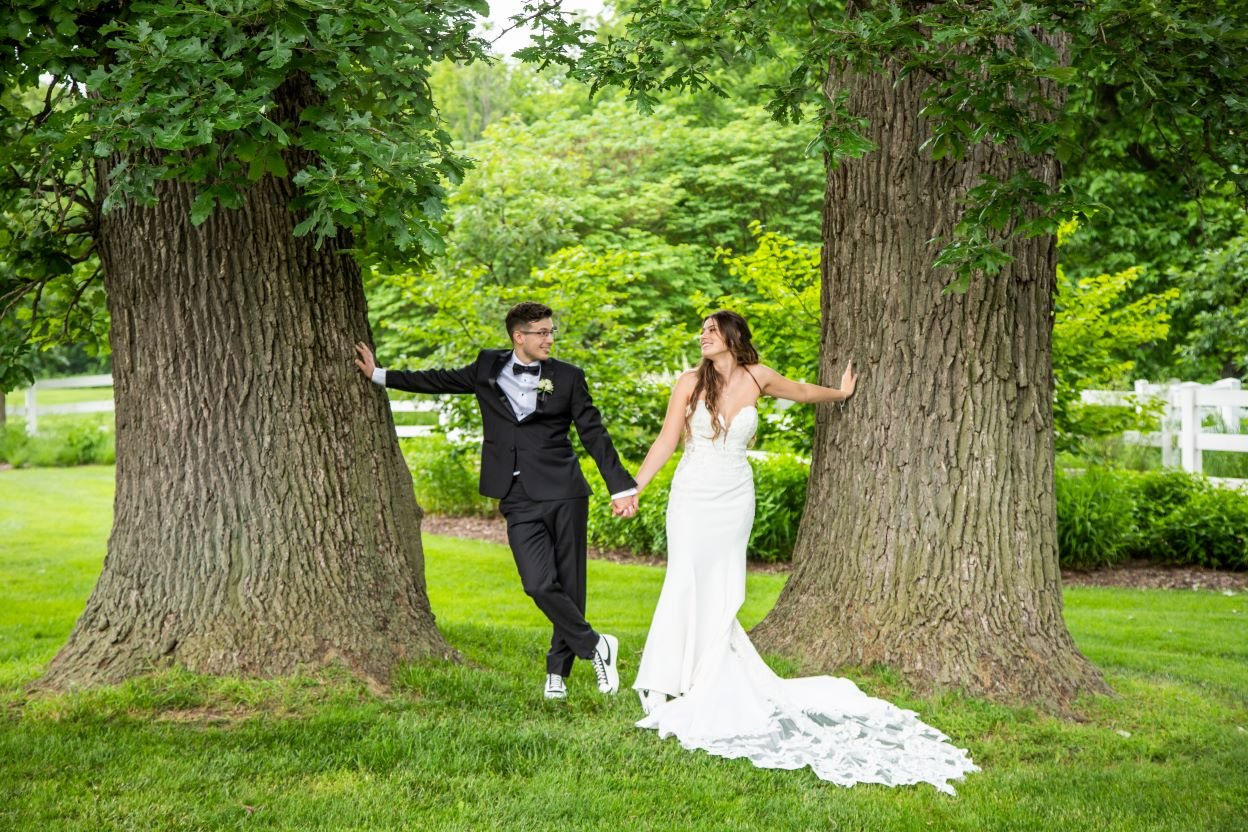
[632,401,979,794]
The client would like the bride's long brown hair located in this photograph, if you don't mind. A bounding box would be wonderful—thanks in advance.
[687,310,760,441]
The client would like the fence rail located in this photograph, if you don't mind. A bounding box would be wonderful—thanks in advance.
[10,374,443,437]
[1080,378,1247,490]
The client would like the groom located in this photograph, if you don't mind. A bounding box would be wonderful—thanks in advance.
[354,302,638,700]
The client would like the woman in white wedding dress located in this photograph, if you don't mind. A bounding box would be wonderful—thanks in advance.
[629,311,978,793]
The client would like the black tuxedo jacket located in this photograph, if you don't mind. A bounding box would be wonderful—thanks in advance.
[385,349,636,501]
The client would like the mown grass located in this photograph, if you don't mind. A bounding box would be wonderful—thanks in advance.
[1,467,1246,831]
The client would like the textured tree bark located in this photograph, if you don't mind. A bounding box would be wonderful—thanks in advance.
[37,78,453,691]
[751,54,1109,709]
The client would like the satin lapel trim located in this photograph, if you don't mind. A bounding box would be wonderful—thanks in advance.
[533,360,553,417]
[488,351,518,422]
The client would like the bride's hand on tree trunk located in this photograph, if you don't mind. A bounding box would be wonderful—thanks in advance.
[839,360,857,399]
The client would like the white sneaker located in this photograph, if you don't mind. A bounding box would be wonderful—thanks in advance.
[544,673,566,700]
[591,634,620,695]
[637,688,668,716]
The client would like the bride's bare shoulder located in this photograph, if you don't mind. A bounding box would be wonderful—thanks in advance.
[744,364,778,385]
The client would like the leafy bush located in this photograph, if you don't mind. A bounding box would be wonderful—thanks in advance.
[1056,465,1248,571]
[748,453,810,563]
[1152,487,1248,570]
[0,417,115,467]
[1055,467,1137,569]
[1128,468,1209,537]
[400,436,495,517]
[1051,261,1176,456]
[584,456,672,558]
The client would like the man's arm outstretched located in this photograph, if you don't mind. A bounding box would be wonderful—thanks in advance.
[354,342,476,395]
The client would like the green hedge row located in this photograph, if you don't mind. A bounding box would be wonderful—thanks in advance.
[1056,467,1248,571]
[403,438,1248,570]
[400,435,495,517]
[0,419,115,467]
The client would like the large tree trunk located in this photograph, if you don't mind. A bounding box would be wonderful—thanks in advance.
[38,79,452,691]
[752,56,1108,709]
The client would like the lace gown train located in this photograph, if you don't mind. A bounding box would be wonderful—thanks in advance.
[631,402,979,794]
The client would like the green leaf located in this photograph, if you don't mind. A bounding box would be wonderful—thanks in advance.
[189,191,215,226]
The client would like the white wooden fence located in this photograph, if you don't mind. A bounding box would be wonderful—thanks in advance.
[10,373,442,437]
[10,374,115,435]
[1081,378,1248,489]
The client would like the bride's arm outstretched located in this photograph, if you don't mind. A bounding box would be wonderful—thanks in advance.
[634,371,697,494]
[753,361,857,403]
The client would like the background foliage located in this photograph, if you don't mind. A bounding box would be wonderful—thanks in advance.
[3,2,1247,572]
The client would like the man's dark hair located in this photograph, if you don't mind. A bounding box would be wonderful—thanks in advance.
[505,302,554,339]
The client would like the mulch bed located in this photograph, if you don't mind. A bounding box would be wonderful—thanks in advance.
[421,514,1247,590]
[1061,560,1248,592]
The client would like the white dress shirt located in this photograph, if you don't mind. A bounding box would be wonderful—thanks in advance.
[497,353,541,421]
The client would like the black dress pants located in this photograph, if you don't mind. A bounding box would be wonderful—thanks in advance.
[498,475,598,676]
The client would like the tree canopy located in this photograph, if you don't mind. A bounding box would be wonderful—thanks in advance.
[518,0,1247,284]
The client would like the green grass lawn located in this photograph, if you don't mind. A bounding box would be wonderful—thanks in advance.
[1,467,1246,831]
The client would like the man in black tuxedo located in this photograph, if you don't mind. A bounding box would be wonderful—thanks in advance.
[354,302,638,700]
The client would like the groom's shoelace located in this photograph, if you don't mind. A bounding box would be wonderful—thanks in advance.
[592,643,610,686]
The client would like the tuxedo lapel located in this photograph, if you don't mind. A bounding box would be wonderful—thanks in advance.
[533,359,554,417]
[486,351,518,422]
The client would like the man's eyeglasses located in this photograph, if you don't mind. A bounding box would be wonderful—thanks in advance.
[518,328,558,338]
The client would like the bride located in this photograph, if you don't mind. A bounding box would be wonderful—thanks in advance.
[629,310,978,793]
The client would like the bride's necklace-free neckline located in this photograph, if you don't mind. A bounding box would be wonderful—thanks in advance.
[697,399,757,433]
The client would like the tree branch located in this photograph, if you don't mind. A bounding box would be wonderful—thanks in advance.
[61,267,103,340]
[491,1,566,46]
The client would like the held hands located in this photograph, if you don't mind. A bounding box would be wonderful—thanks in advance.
[611,494,639,519]
[354,343,377,378]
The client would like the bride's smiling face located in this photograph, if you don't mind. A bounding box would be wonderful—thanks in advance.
[699,318,727,358]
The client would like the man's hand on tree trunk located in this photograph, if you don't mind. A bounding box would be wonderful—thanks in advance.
[354,343,377,378]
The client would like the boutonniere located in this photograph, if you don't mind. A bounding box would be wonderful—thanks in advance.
[536,378,555,397]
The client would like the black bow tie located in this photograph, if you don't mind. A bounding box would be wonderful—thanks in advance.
[512,363,540,376]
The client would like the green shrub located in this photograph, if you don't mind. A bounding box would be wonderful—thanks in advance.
[1056,465,1248,571]
[1131,468,1209,520]
[748,453,810,562]
[584,456,671,558]
[0,417,115,467]
[1125,468,1209,557]
[1152,486,1248,570]
[400,435,495,517]
[0,422,24,463]
[1055,467,1136,569]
